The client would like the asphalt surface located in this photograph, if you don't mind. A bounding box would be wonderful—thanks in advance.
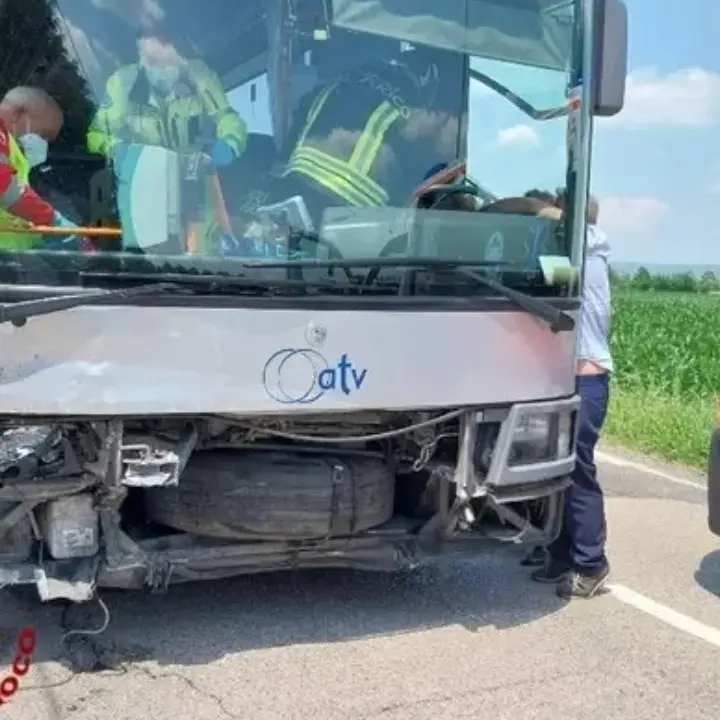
[2,446,719,720]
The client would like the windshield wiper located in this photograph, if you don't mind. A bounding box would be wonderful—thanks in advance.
[0,260,574,333]
[143,256,573,332]
[0,272,363,326]
[352,258,573,333]
[452,266,575,333]
[263,255,573,332]
[0,272,356,327]
[0,282,182,327]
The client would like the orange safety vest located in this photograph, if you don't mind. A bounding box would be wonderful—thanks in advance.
[0,135,40,250]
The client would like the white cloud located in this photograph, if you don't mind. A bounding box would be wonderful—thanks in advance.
[598,197,669,235]
[496,124,539,149]
[601,67,720,128]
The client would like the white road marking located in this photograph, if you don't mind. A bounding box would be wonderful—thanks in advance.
[609,584,720,649]
[596,451,705,490]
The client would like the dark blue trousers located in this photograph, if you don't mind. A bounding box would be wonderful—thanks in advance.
[549,373,611,572]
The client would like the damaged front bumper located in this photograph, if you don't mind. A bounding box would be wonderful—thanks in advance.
[0,398,578,602]
[0,474,569,601]
[0,485,567,600]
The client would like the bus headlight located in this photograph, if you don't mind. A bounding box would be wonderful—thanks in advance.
[556,411,574,459]
[509,410,575,466]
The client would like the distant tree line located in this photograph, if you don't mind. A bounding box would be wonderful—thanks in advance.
[610,266,720,294]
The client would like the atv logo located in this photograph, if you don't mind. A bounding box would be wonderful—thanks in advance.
[262,349,368,405]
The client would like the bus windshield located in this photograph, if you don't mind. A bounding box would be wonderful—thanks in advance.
[0,0,582,298]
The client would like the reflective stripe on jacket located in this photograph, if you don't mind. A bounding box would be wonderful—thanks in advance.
[0,136,40,250]
[283,80,403,207]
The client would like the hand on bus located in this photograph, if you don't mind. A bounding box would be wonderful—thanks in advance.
[43,212,80,249]
[45,213,98,252]
[52,211,78,231]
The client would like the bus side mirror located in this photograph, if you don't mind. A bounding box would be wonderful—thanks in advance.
[592,0,628,117]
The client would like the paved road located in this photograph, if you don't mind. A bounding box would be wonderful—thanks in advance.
[2,447,719,720]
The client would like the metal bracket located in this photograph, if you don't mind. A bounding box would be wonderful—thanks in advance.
[121,425,199,487]
[0,500,39,536]
[452,411,486,502]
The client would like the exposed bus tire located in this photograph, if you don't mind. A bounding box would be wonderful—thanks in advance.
[144,450,395,541]
[708,427,720,537]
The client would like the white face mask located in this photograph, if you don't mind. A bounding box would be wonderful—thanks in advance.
[18,133,48,168]
[145,64,181,95]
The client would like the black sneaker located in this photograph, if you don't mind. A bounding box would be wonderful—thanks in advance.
[556,563,610,599]
[530,556,571,583]
[520,546,547,567]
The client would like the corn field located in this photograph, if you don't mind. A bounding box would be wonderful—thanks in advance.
[611,292,720,399]
[605,291,719,467]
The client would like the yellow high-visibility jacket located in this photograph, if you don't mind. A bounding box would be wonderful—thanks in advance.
[88,60,247,252]
[0,134,40,250]
[87,59,247,160]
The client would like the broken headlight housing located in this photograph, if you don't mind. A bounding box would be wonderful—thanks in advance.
[508,410,574,466]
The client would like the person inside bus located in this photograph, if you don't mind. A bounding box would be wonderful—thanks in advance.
[524,189,556,204]
[0,86,91,251]
[86,26,254,255]
[268,28,459,226]
[87,26,248,168]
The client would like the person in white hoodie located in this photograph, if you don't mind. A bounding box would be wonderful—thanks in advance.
[525,192,613,599]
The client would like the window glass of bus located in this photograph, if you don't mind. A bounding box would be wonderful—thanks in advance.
[0,0,578,298]
[49,0,468,263]
[464,57,576,274]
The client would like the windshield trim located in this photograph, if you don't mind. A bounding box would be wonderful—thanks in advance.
[567,0,594,285]
[0,282,581,313]
[0,250,569,278]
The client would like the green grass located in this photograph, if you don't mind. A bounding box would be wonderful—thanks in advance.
[604,291,720,469]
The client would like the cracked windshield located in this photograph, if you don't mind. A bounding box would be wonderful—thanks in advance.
[0,0,578,295]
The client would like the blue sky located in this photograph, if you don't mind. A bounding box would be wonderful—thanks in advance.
[466,0,720,266]
[592,0,720,265]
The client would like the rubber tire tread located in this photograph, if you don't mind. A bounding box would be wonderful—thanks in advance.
[144,450,394,540]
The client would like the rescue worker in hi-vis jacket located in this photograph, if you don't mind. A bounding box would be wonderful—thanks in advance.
[87,29,247,166]
[283,54,457,221]
[87,28,252,255]
[0,86,92,251]
[266,22,461,224]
